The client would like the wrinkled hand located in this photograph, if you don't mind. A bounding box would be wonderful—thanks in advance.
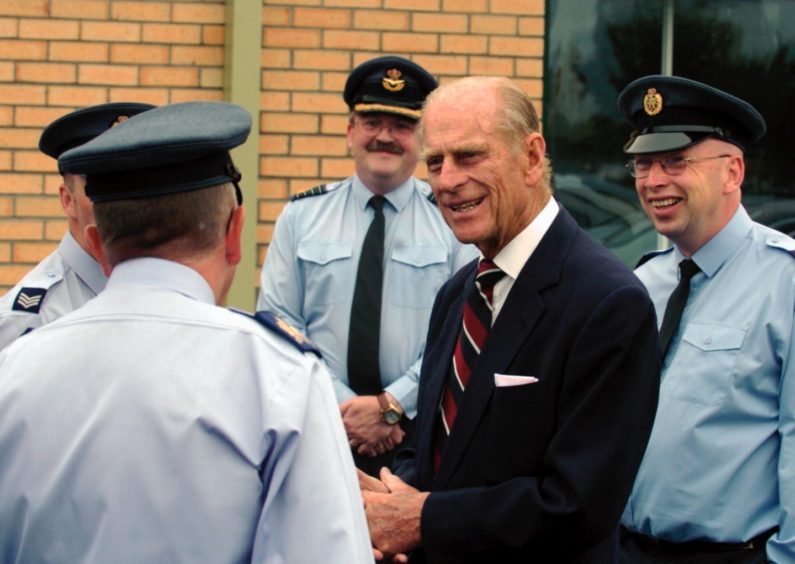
[340,395,404,456]
[362,468,428,559]
[359,470,407,562]
[358,468,390,493]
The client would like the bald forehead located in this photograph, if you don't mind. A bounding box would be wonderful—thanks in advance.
[426,77,498,110]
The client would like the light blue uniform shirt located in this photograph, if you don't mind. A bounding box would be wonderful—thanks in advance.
[0,258,372,564]
[258,175,477,417]
[0,232,106,350]
[622,206,795,562]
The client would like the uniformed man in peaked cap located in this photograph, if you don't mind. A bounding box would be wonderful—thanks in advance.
[258,55,477,475]
[617,75,795,563]
[0,102,154,350]
[0,101,371,563]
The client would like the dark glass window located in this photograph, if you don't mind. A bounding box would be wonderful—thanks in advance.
[545,0,795,266]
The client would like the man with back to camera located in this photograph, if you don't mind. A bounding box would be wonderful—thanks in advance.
[258,55,477,475]
[0,102,154,350]
[359,75,661,563]
[617,76,795,563]
[0,101,371,563]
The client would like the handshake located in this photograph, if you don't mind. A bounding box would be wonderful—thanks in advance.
[358,467,430,563]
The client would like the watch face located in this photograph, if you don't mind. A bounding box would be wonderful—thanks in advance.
[384,409,401,425]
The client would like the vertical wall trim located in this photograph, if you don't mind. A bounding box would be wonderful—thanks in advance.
[224,0,262,310]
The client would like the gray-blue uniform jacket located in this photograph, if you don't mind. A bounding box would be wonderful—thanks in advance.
[0,232,105,350]
[258,175,477,417]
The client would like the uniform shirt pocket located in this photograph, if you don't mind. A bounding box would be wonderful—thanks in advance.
[297,242,353,306]
[666,322,747,405]
[388,245,449,308]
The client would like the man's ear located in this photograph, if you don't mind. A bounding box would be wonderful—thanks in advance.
[723,154,745,195]
[346,121,355,151]
[85,225,112,276]
[60,182,77,220]
[523,132,547,187]
[225,205,245,266]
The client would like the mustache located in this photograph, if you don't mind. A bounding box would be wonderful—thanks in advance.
[366,141,403,155]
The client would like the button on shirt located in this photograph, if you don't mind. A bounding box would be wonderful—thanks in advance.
[259,175,477,417]
[0,258,372,564]
[0,232,106,350]
[622,206,795,562]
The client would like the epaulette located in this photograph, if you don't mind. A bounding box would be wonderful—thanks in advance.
[290,183,340,202]
[231,308,322,358]
[635,246,674,268]
[415,181,438,205]
[766,234,795,258]
[11,287,49,314]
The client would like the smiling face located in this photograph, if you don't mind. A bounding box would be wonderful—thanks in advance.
[422,78,549,258]
[347,112,420,194]
[634,138,744,256]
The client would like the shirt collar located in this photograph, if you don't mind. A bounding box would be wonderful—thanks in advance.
[58,231,107,294]
[107,258,216,304]
[351,174,415,213]
[492,197,560,280]
[680,205,752,278]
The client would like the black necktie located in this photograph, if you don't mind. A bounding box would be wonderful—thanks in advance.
[658,258,701,357]
[347,196,386,395]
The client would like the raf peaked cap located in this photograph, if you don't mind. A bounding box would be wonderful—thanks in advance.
[343,55,438,120]
[59,101,252,203]
[618,75,766,154]
[39,102,155,160]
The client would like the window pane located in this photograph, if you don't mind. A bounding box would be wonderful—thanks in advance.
[545,0,663,266]
[545,0,795,266]
[674,0,795,236]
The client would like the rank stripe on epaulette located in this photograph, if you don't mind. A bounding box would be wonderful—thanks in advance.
[230,308,322,358]
[290,183,337,202]
[12,288,48,314]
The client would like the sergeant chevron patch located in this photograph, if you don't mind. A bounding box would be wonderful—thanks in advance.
[12,288,48,313]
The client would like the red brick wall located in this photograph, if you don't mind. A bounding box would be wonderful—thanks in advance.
[256,0,546,271]
[0,0,546,292]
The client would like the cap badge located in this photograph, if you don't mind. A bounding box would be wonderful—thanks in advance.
[643,87,663,116]
[382,68,406,93]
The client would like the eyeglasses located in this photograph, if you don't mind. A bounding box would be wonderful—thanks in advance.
[626,154,731,179]
[355,116,417,138]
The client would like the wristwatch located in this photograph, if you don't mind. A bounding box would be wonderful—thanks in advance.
[377,392,403,425]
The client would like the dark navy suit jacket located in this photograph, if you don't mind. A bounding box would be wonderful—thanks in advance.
[394,207,660,563]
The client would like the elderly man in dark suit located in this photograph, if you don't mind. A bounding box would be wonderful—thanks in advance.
[360,76,661,563]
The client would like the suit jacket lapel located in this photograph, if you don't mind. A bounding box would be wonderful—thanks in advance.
[433,208,579,488]
[419,264,473,487]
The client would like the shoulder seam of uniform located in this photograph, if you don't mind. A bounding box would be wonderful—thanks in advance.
[414,180,437,205]
[290,182,341,202]
[765,236,795,258]
[229,308,322,358]
[635,246,673,268]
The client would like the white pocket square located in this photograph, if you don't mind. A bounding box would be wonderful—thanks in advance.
[494,374,539,387]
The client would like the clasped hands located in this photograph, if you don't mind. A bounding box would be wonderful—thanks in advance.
[340,395,404,457]
[359,467,429,562]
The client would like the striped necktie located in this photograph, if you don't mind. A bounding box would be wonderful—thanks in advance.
[435,259,504,470]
